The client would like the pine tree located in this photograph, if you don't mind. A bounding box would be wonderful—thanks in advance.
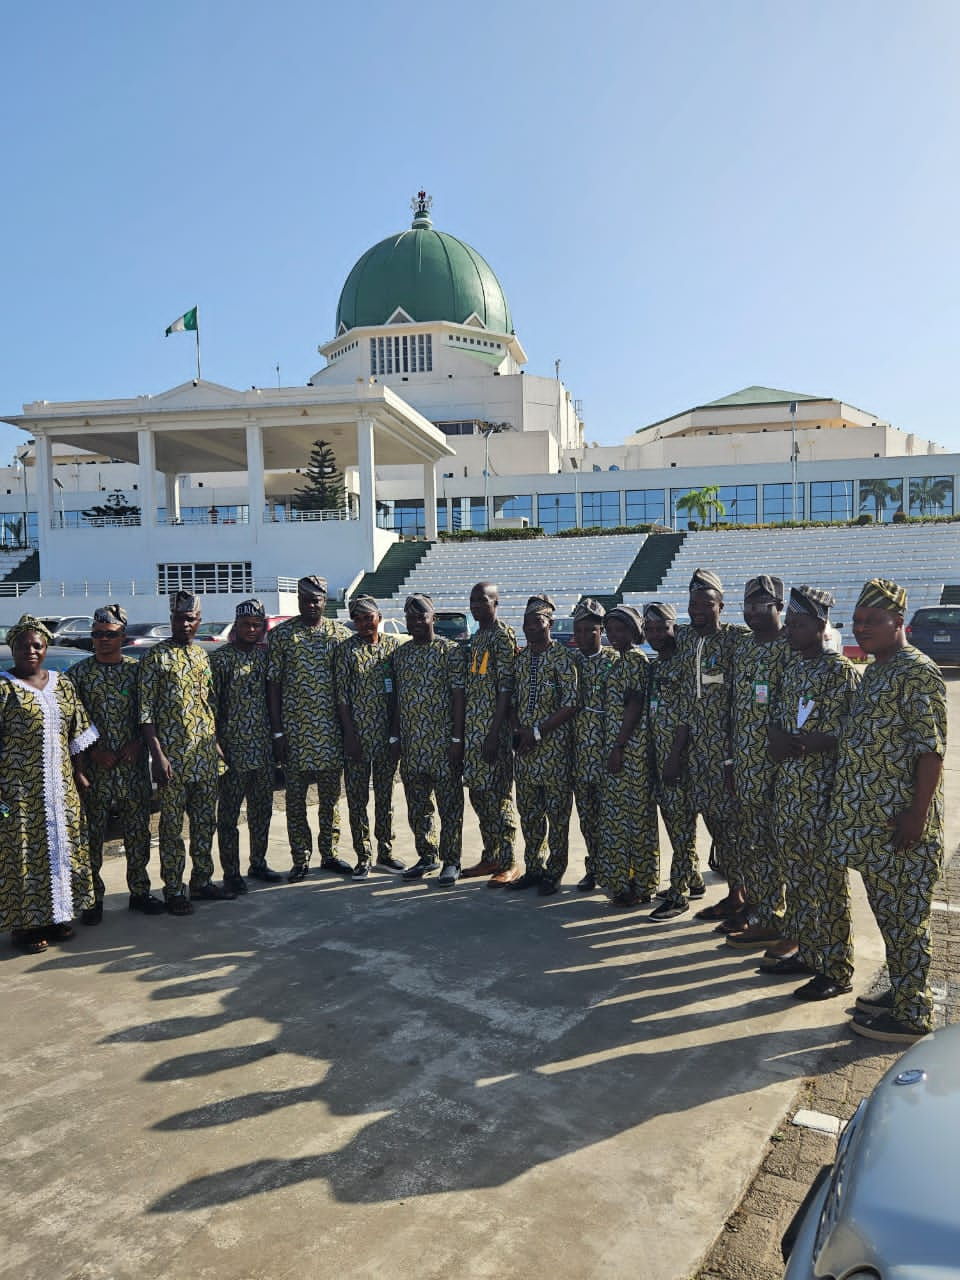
[81,489,141,526]
[293,440,345,512]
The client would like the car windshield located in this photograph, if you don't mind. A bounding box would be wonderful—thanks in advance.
[914,609,960,627]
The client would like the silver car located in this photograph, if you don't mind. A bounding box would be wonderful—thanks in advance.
[783,1020,960,1278]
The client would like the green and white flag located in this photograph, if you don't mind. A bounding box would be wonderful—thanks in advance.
[165,306,198,336]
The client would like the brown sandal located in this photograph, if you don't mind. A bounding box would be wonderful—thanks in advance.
[12,928,48,954]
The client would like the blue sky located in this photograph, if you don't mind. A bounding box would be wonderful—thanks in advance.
[2,0,958,461]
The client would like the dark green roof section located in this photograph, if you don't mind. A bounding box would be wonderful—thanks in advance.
[336,209,512,334]
[702,385,824,407]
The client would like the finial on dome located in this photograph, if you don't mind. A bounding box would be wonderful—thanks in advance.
[411,190,433,229]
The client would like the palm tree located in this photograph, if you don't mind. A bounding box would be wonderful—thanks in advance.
[675,485,727,529]
[909,476,951,517]
[858,479,901,523]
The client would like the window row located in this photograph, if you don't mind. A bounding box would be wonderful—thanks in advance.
[369,334,432,376]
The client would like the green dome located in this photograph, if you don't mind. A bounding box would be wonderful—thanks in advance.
[336,195,513,334]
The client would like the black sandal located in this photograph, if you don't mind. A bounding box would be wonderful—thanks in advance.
[12,928,48,954]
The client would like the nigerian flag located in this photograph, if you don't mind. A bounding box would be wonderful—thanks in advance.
[165,306,198,336]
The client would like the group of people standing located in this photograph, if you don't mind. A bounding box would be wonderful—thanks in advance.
[0,564,945,1048]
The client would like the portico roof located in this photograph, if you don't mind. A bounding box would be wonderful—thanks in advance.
[2,379,454,473]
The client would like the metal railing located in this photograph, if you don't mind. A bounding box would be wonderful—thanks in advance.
[50,508,357,530]
[0,577,303,599]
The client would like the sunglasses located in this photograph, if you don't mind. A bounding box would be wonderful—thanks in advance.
[91,630,124,640]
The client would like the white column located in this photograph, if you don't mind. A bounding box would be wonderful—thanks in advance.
[423,462,438,540]
[35,434,53,561]
[164,473,181,523]
[356,416,376,568]
[245,423,265,529]
[137,429,157,528]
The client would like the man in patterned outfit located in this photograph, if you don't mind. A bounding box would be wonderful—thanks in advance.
[460,581,520,885]
[266,575,351,882]
[663,569,747,924]
[724,575,792,951]
[392,594,465,887]
[68,604,163,922]
[764,585,860,998]
[507,595,578,896]
[140,591,233,916]
[335,594,405,879]
[210,599,282,896]
[832,578,947,1043]
[571,598,615,893]
[595,604,659,908]
[644,602,705,921]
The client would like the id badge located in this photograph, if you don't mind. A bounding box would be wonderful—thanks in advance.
[650,698,659,716]
[754,682,768,706]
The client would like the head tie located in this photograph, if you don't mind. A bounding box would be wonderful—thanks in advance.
[297,575,327,599]
[856,577,907,615]
[524,593,556,619]
[605,605,643,644]
[235,598,266,619]
[93,603,127,629]
[348,594,379,618]
[404,593,433,616]
[572,597,606,623]
[171,591,200,614]
[744,574,784,604]
[787,585,835,621]
[643,601,677,624]
[689,568,723,596]
[7,614,53,649]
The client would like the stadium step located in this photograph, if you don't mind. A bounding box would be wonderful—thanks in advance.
[618,531,686,594]
[941,584,960,604]
[350,540,432,605]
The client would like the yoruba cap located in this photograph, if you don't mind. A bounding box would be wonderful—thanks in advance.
[643,601,677,624]
[235,598,266,619]
[604,605,644,643]
[93,603,127,629]
[297,575,327,598]
[689,568,723,595]
[524,593,556,618]
[857,577,908,615]
[744,575,784,604]
[787,585,835,621]
[348,594,379,618]
[572,597,606,622]
[404,593,434,616]
[7,614,53,649]
[171,591,200,614]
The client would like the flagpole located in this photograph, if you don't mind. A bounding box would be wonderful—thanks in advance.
[195,309,201,381]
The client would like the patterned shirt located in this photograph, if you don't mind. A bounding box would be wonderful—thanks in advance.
[463,620,517,787]
[572,646,618,785]
[512,641,578,784]
[210,643,272,773]
[266,617,350,773]
[675,622,747,758]
[647,647,686,774]
[603,646,651,758]
[138,639,219,782]
[394,637,465,777]
[68,655,150,798]
[333,633,399,756]
[828,646,946,865]
[731,630,791,806]
[771,649,860,832]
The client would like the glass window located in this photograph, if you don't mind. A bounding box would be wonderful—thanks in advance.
[909,475,954,517]
[810,480,854,522]
[763,483,805,524]
[382,499,425,536]
[858,478,903,523]
[670,485,756,529]
[537,493,577,534]
[157,562,253,594]
[624,489,665,526]
[454,497,487,532]
[493,494,532,525]
[581,490,621,528]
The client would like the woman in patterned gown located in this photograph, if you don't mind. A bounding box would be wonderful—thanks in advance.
[0,615,98,953]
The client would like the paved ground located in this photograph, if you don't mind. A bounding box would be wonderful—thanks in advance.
[1,676,957,1280]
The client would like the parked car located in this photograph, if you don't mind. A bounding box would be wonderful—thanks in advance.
[549,618,578,649]
[782,1019,960,1278]
[906,605,960,665]
[0,643,86,673]
[433,610,478,646]
[45,616,93,646]
[194,621,233,643]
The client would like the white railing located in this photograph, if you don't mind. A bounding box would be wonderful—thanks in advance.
[51,508,358,530]
[0,577,303,599]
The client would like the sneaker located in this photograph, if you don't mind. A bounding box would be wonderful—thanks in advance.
[688,880,707,899]
[577,872,597,892]
[855,988,894,1016]
[435,863,460,888]
[287,863,310,884]
[223,874,248,896]
[247,863,283,883]
[849,1011,929,1044]
[402,858,441,881]
[319,856,354,875]
[352,863,371,881]
[649,897,689,922]
[537,877,559,896]
[506,870,543,890]
[128,893,166,916]
[376,854,407,873]
[793,974,853,1001]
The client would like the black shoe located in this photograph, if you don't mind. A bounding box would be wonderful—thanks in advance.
[376,854,407,873]
[319,856,354,875]
[352,862,371,881]
[649,897,689,921]
[224,874,248,896]
[247,863,283,883]
[537,877,559,896]
[848,1010,928,1044]
[402,858,441,881]
[81,903,103,926]
[757,954,811,976]
[287,863,310,884]
[688,881,707,899]
[189,881,238,902]
[855,988,894,1016]
[793,974,853,1002]
[577,872,596,892]
[506,870,542,890]
[434,863,460,888]
[129,893,166,916]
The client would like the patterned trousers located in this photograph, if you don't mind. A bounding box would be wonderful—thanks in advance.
[516,777,574,883]
[343,749,397,866]
[217,766,274,877]
[686,752,744,887]
[468,780,518,870]
[740,798,785,926]
[284,768,342,868]
[855,839,942,1032]
[158,773,218,898]
[573,776,604,876]
[595,756,659,897]
[402,769,464,866]
[85,780,153,901]
[656,778,702,898]
[779,832,854,987]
